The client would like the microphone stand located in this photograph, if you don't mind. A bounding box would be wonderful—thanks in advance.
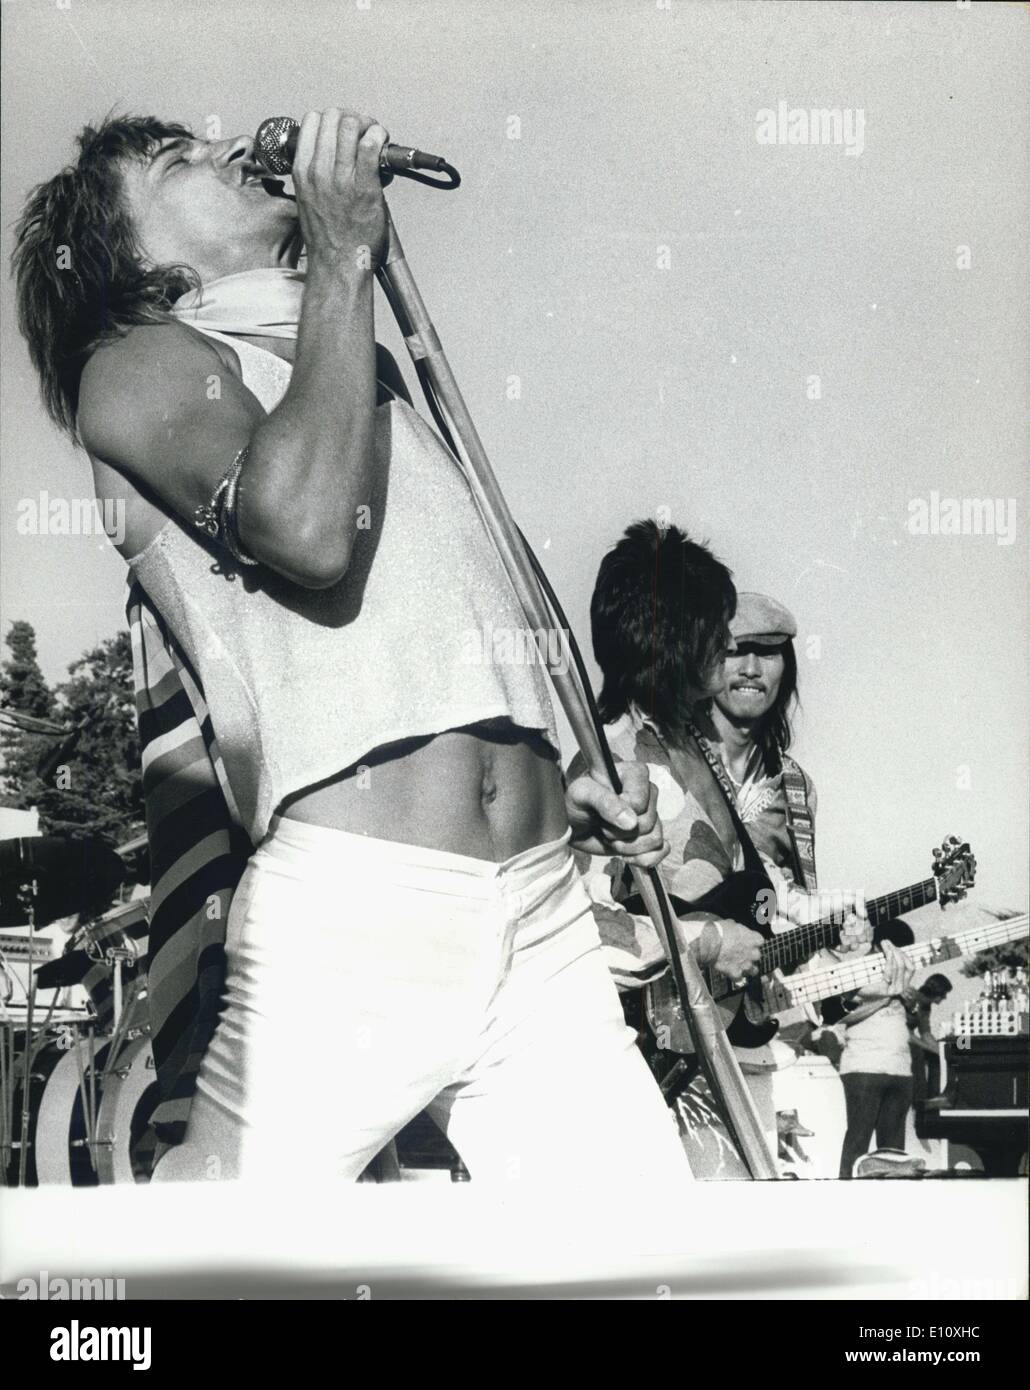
[376,209,778,1180]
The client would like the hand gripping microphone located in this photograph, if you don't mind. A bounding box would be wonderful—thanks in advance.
[254,116,460,189]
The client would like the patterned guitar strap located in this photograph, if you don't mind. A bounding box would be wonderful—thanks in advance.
[780,754,818,892]
[687,719,818,894]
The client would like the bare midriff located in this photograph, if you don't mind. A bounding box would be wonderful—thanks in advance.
[95,329,569,863]
[278,719,569,862]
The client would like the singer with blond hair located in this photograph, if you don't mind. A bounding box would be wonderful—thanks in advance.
[13,109,693,1187]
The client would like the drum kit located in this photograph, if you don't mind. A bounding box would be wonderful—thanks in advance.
[0,832,469,1186]
[0,835,159,1188]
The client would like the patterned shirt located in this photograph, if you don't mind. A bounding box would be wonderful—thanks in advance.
[574,708,817,989]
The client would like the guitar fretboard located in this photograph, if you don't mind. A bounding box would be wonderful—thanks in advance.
[777,914,1029,1007]
[758,878,939,972]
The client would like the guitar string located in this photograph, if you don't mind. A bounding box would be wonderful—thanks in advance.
[770,918,1028,1005]
[758,877,940,968]
[782,916,1030,1004]
[684,717,972,978]
[758,861,973,965]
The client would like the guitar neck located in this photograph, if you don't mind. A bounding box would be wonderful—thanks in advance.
[780,914,1030,1008]
[759,878,939,974]
[867,879,939,927]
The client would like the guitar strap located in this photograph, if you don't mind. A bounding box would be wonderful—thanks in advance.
[780,754,818,892]
[687,721,819,893]
[680,723,776,1037]
[684,720,770,882]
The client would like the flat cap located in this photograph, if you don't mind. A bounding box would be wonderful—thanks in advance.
[730,591,797,645]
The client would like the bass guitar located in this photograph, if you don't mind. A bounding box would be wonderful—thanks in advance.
[764,909,1027,1013]
[641,836,976,1053]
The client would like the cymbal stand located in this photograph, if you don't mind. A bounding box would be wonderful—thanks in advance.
[13,880,41,1186]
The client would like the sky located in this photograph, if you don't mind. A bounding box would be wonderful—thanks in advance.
[1,0,1027,919]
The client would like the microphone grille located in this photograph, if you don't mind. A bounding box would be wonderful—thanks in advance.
[255,116,299,176]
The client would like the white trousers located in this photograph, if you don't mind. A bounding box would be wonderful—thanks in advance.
[152,818,691,1189]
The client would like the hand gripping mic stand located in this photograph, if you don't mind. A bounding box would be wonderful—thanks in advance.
[377,201,778,1179]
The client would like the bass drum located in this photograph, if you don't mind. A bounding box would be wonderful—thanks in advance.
[4,1028,105,1186]
[94,1033,161,1184]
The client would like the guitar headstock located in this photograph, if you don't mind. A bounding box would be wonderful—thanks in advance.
[932,835,976,907]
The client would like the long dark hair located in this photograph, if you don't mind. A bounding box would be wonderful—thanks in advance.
[758,637,799,763]
[11,114,201,439]
[873,919,916,948]
[591,519,735,742]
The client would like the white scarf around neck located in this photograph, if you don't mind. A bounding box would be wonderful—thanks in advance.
[171,266,306,340]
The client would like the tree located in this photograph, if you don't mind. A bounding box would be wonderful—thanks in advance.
[0,620,56,807]
[961,940,1029,980]
[41,632,142,842]
[0,623,142,845]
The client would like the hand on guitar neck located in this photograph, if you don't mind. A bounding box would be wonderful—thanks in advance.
[700,886,870,985]
[839,940,914,1025]
[784,887,870,952]
[767,908,1030,1016]
[642,836,976,1055]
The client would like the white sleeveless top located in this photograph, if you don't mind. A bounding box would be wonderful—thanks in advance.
[839,998,913,1078]
[128,328,560,844]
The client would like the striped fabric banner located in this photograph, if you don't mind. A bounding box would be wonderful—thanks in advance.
[126,579,250,1152]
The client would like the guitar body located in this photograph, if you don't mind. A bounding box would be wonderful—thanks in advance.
[642,869,780,1054]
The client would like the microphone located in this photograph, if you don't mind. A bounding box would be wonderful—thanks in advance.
[254,116,457,185]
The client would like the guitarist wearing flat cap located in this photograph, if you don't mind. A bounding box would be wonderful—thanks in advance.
[575,520,870,1178]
